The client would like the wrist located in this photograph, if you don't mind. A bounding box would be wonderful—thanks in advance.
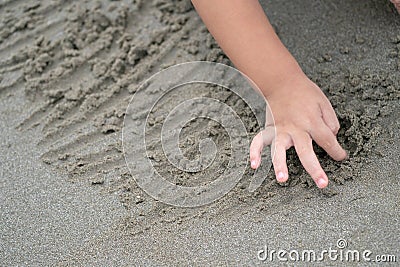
[256,59,306,99]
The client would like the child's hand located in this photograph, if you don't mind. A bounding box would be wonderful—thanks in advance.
[192,0,348,188]
[249,74,347,188]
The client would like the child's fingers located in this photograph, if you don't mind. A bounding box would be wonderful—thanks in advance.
[319,102,340,135]
[292,132,329,188]
[310,120,347,161]
[249,127,274,169]
[271,137,290,183]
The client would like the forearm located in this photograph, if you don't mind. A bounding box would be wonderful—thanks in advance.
[191,0,304,97]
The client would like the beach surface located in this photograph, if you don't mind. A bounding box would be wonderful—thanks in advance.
[0,0,399,265]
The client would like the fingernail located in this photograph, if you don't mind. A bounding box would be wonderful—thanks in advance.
[251,160,257,169]
[317,178,328,188]
[277,171,285,181]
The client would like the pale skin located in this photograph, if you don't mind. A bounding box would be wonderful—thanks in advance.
[191,0,351,189]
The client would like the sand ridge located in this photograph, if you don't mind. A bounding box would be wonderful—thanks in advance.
[0,0,399,246]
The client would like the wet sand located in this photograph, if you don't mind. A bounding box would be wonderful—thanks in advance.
[0,0,399,265]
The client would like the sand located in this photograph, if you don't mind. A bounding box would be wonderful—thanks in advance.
[0,0,399,265]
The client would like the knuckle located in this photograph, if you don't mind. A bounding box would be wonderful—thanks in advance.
[331,124,340,134]
[323,140,333,150]
[302,117,313,128]
[309,115,320,125]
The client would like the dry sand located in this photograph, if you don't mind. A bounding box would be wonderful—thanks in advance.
[0,0,399,265]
